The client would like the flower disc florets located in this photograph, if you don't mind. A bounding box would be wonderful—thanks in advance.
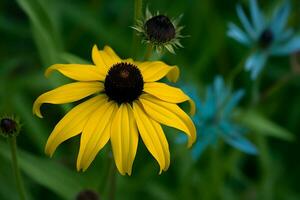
[258,28,274,49]
[104,62,144,104]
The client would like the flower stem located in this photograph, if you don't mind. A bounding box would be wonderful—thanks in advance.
[132,0,143,57]
[260,73,294,102]
[134,0,143,21]
[227,50,254,88]
[251,77,273,199]
[227,58,245,87]
[8,136,26,200]
[107,157,117,200]
[144,44,154,60]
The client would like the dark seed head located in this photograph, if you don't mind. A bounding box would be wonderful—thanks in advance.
[104,62,144,104]
[258,29,274,49]
[76,190,99,200]
[0,118,19,137]
[145,15,176,43]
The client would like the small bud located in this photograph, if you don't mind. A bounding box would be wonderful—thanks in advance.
[0,116,20,138]
[132,7,185,54]
[76,189,100,200]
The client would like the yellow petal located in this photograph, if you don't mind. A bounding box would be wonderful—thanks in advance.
[139,94,196,147]
[137,61,179,83]
[45,95,106,156]
[92,45,120,70]
[123,58,134,63]
[133,102,170,173]
[144,82,196,115]
[33,82,104,118]
[110,104,139,175]
[78,100,117,171]
[45,64,106,81]
[104,45,121,63]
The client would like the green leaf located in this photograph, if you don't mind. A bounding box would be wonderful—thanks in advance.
[60,52,90,64]
[0,140,88,199]
[236,110,294,141]
[16,0,62,66]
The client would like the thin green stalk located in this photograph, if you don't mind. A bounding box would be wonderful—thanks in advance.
[251,77,260,106]
[208,144,223,200]
[132,0,143,56]
[251,77,273,200]
[256,134,273,200]
[227,50,255,88]
[8,137,26,200]
[134,0,143,21]
[227,57,245,87]
[260,73,294,102]
[144,44,154,60]
[106,157,117,200]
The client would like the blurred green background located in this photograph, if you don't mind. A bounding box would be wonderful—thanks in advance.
[1,0,300,199]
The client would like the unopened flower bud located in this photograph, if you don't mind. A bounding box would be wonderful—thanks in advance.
[0,116,20,138]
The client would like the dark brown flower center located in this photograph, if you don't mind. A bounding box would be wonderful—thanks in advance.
[104,62,144,104]
[259,29,274,49]
[145,15,176,43]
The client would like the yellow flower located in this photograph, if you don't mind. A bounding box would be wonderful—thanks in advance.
[33,45,196,175]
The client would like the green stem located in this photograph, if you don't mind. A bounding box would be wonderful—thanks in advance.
[208,144,223,200]
[8,137,26,200]
[227,50,255,88]
[107,157,117,200]
[260,73,294,102]
[251,77,260,106]
[227,58,245,87]
[256,134,273,200]
[251,77,273,200]
[134,0,143,21]
[132,0,143,56]
[144,44,154,60]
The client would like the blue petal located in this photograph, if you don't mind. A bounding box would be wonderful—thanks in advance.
[214,76,230,108]
[227,22,251,45]
[214,76,225,99]
[249,0,264,33]
[277,29,294,42]
[245,51,268,80]
[223,134,258,155]
[236,4,256,39]
[202,87,217,119]
[219,121,258,155]
[191,127,218,160]
[271,36,300,56]
[222,89,245,118]
[270,0,291,37]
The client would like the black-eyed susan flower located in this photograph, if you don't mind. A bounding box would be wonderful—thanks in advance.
[227,0,300,79]
[132,8,184,54]
[33,45,196,175]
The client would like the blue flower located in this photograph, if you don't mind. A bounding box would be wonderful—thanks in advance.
[227,0,300,79]
[179,76,257,159]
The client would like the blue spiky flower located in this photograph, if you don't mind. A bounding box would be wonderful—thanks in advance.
[227,0,300,79]
[179,76,257,159]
